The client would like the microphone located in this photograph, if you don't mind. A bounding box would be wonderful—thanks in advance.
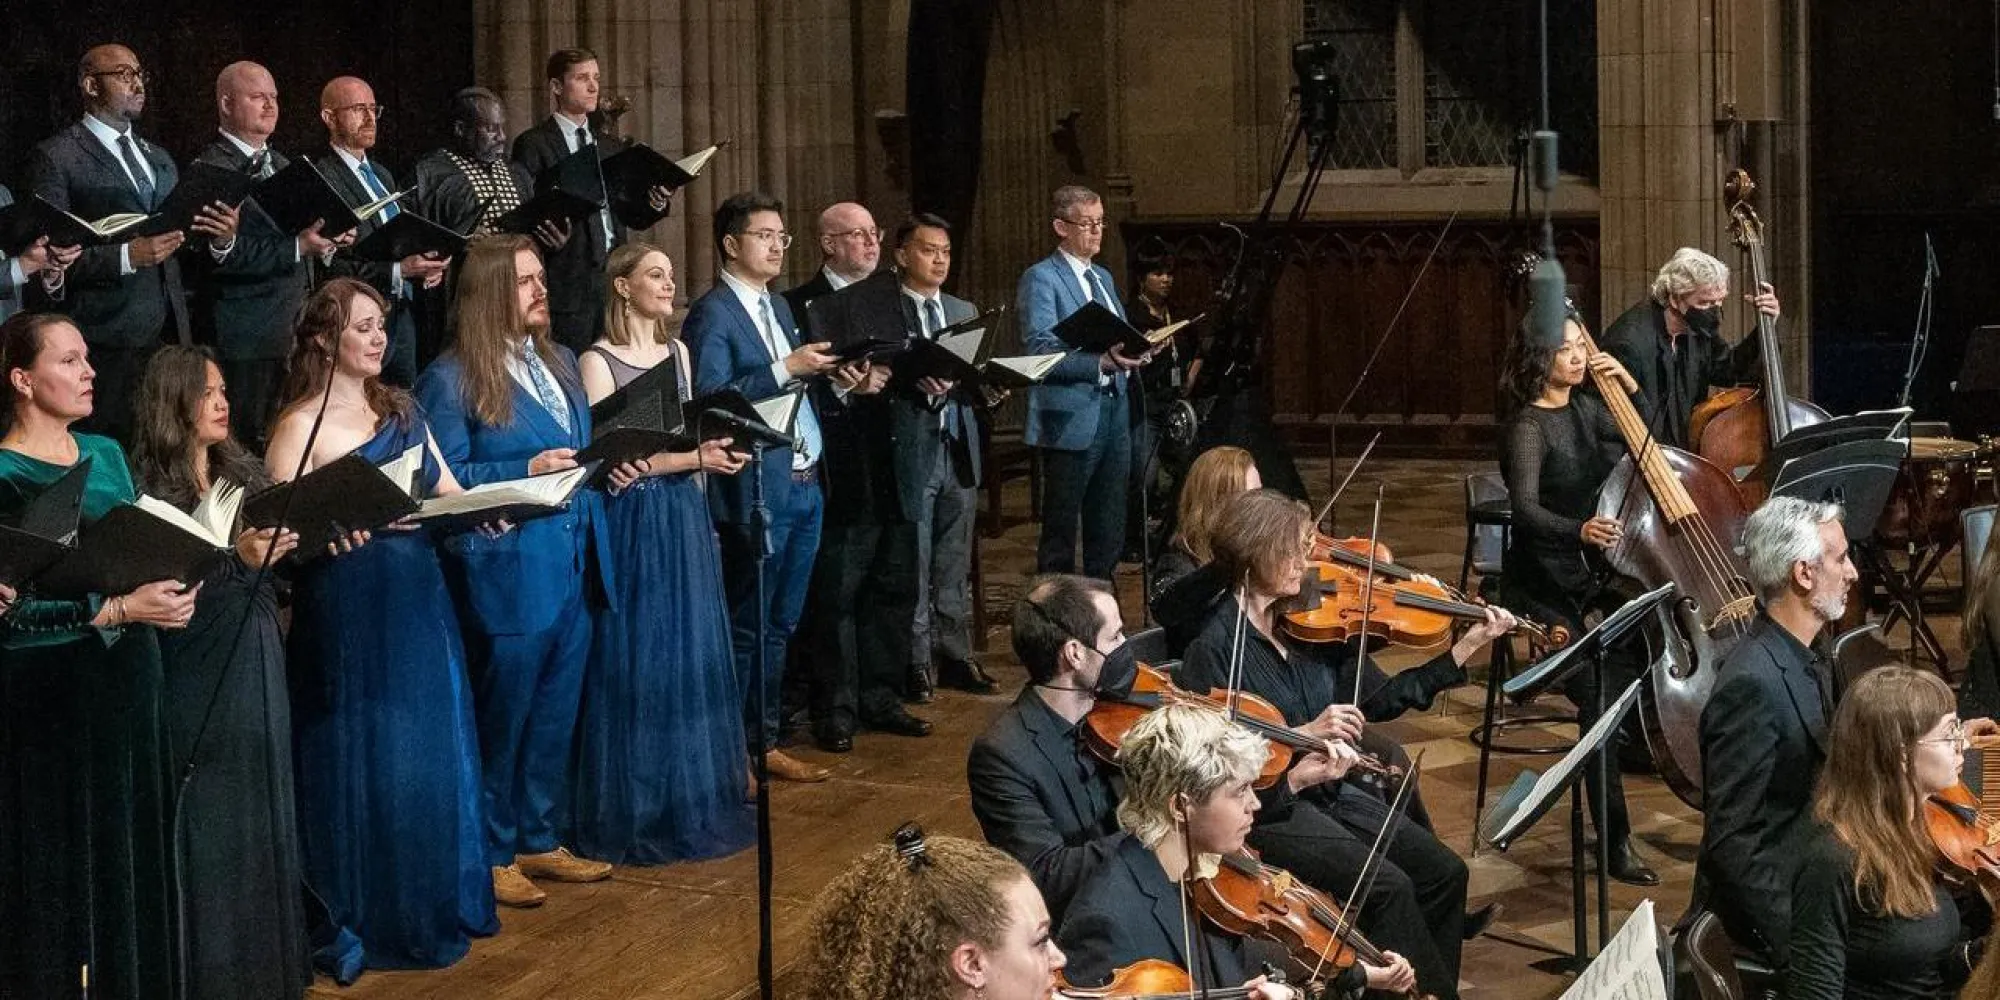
[707,409,796,451]
[1528,254,1569,348]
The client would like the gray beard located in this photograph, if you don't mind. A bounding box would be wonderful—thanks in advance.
[1810,587,1846,623]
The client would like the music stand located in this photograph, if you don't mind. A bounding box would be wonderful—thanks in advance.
[1767,438,1905,544]
[1480,676,1647,969]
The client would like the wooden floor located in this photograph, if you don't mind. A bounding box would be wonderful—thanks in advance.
[308,457,1966,999]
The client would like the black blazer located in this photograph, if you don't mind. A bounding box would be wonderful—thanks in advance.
[781,268,837,326]
[510,118,623,320]
[1599,299,1758,450]
[1056,833,1256,990]
[313,150,400,301]
[1696,614,1833,964]
[967,687,1124,922]
[27,120,188,347]
[186,139,308,361]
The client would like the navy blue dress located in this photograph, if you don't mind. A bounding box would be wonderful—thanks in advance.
[569,347,754,863]
[289,413,497,969]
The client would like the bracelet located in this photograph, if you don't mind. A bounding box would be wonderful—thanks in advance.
[110,595,127,627]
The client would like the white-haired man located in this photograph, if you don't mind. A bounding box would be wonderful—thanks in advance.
[1599,246,1782,448]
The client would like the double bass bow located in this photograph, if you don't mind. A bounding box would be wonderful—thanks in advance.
[1685,168,1828,501]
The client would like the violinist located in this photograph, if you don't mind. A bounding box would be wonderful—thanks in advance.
[799,823,1068,1000]
[1787,666,1976,1000]
[1178,488,1511,1000]
[1697,496,1857,966]
[1056,702,1416,999]
[968,574,1133,921]
[1497,310,1658,886]
[1149,444,1257,611]
[1598,247,1778,449]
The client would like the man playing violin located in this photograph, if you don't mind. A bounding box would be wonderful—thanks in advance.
[1599,247,1780,450]
[1056,701,1415,999]
[1176,488,1513,1000]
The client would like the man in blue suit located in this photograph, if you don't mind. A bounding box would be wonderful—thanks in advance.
[684,191,868,784]
[1018,185,1150,580]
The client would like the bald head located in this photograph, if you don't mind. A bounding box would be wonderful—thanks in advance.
[78,44,147,124]
[319,76,379,154]
[216,61,278,143]
[815,202,879,282]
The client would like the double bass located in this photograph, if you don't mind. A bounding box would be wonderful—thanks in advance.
[1686,169,1828,499]
[1586,315,1759,809]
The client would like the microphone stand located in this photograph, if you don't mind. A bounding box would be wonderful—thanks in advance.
[749,437,775,1000]
[1897,233,1939,408]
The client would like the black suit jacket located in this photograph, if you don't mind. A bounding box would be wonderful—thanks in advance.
[1055,833,1256,990]
[510,119,624,324]
[186,139,308,361]
[28,120,188,347]
[781,268,837,327]
[1599,299,1759,450]
[967,687,1124,922]
[1696,614,1833,964]
[312,150,400,301]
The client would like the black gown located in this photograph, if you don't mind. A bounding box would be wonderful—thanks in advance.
[157,491,310,1000]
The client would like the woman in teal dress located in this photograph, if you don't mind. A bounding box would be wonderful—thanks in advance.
[569,242,755,863]
[266,278,498,970]
[0,313,203,998]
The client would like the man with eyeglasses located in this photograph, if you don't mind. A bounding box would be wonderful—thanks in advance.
[29,42,243,441]
[684,191,876,785]
[188,61,347,449]
[781,202,881,322]
[314,75,446,387]
[1018,184,1151,581]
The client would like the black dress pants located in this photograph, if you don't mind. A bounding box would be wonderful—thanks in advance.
[809,521,920,736]
[1036,392,1131,581]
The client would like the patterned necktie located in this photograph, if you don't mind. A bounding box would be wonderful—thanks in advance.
[357,160,400,221]
[117,134,155,209]
[522,344,573,434]
[759,294,821,467]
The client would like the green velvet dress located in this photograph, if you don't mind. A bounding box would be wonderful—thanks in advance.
[0,433,176,999]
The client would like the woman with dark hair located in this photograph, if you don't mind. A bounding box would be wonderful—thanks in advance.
[1789,665,1974,999]
[1495,312,1658,885]
[568,241,754,863]
[1126,253,1182,559]
[0,312,201,998]
[267,277,498,969]
[131,345,309,999]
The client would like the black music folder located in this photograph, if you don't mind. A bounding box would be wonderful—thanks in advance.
[0,197,145,254]
[1052,303,1195,357]
[134,161,260,237]
[575,361,687,472]
[598,141,726,229]
[497,146,605,234]
[0,460,88,588]
[347,212,469,263]
[252,159,400,238]
[34,492,241,598]
[240,449,424,548]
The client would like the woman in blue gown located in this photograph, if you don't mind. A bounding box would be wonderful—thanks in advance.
[570,241,755,863]
[0,313,202,998]
[265,278,497,969]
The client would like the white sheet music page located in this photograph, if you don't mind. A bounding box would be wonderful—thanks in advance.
[1557,899,1668,1000]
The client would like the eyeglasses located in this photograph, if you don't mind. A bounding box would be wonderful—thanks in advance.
[740,228,793,250]
[1919,720,1968,751]
[1058,216,1107,233]
[90,67,151,87]
[333,103,387,119]
[832,227,882,244]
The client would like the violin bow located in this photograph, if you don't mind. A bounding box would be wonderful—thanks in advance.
[1309,749,1426,986]
[1223,570,1253,722]
[1314,429,1381,533]
[1351,484,1384,709]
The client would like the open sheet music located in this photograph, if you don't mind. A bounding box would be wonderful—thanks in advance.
[412,463,595,529]
[1558,899,1669,1000]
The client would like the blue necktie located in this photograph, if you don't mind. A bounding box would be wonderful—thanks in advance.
[357,160,400,221]
[523,345,572,434]
[760,295,821,467]
[117,135,155,210]
[925,299,964,441]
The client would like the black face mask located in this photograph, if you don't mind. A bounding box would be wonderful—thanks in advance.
[1093,641,1140,701]
[1682,304,1723,336]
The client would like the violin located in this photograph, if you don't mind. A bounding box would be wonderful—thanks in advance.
[1083,664,1405,790]
[1192,851,1433,1000]
[1279,561,1570,650]
[1924,732,2000,904]
[1055,958,1269,1000]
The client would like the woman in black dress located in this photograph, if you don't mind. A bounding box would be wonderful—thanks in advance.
[130,345,309,999]
[1788,665,1973,1000]
[1495,311,1658,886]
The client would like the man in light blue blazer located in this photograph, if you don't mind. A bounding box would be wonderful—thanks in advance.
[684,191,870,784]
[1018,185,1150,580]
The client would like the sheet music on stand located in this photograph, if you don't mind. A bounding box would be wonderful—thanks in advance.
[1481,677,1645,849]
[1556,899,1669,1000]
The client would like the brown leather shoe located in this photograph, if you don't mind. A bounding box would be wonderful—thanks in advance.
[764,749,830,783]
[492,864,547,908]
[516,846,612,883]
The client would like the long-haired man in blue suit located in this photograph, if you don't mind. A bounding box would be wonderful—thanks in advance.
[1017,185,1151,580]
[684,191,874,784]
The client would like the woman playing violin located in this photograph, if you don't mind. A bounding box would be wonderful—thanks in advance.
[1497,309,1659,886]
[1177,488,1509,1000]
[800,823,1068,1000]
[1151,444,1258,607]
[1057,702,1415,999]
[1788,666,1986,1000]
